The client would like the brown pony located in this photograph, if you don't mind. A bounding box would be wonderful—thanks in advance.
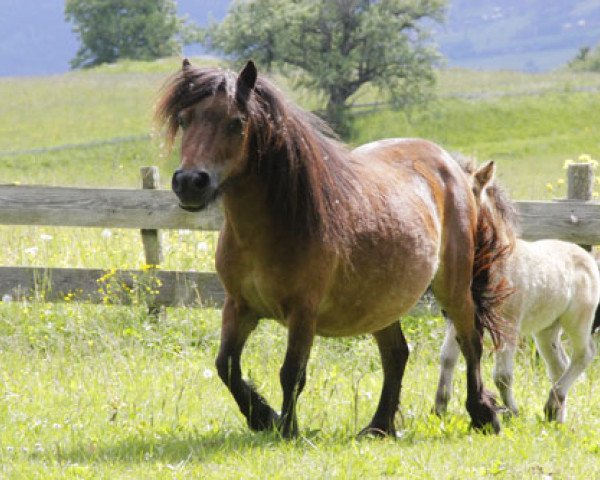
[157,60,508,437]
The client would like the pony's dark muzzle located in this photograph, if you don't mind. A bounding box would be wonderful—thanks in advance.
[172,168,216,211]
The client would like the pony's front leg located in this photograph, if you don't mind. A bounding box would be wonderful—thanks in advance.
[434,316,461,415]
[278,308,316,438]
[215,297,280,431]
[359,322,409,437]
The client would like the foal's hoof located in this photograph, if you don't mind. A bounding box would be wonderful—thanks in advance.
[499,405,518,421]
[544,391,566,423]
[247,408,280,432]
[467,391,501,434]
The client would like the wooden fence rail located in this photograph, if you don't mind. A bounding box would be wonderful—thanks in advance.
[0,164,597,309]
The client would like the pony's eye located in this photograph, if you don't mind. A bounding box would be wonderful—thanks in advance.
[176,113,189,129]
[226,118,243,135]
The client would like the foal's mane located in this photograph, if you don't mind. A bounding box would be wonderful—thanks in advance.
[156,65,359,253]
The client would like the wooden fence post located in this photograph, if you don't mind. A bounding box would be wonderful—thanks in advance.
[567,162,594,251]
[140,166,164,316]
[140,166,163,265]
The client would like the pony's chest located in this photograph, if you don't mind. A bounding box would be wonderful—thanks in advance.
[238,270,287,320]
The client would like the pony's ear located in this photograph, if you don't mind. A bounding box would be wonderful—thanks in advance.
[236,60,257,105]
[182,58,191,70]
[474,161,496,190]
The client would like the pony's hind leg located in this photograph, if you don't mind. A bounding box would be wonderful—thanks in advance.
[438,295,500,433]
[434,316,461,415]
[215,297,280,431]
[359,321,409,437]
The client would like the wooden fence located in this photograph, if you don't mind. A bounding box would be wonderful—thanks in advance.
[0,163,598,309]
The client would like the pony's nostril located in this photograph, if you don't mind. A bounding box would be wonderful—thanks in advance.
[171,169,184,193]
[192,171,211,190]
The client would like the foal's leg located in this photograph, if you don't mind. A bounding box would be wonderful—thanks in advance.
[359,321,409,437]
[434,317,461,415]
[215,297,279,431]
[493,345,519,415]
[541,314,596,423]
[277,308,317,438]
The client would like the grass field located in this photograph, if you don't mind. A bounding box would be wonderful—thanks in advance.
[1,58,600,478]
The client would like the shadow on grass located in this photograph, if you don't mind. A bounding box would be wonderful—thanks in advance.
[43,415,482,466]
[50,428,329,465]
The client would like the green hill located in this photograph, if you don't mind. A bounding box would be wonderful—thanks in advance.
[2,58,600,200]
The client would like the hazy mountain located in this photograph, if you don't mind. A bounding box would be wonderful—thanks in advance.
[436,0,600,71]
[1,0,599,77]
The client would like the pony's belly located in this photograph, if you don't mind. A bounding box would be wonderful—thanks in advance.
[315,263,436,337]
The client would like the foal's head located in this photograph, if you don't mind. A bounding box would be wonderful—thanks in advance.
[157,60,258,211]
[472,161,518,245]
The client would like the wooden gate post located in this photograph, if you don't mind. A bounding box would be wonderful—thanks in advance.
[140,166,163,266]
[567,162,594,251]
[140,166,164,316]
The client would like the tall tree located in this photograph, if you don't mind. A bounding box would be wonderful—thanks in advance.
[65,0,186,69]
[202,0,446,131]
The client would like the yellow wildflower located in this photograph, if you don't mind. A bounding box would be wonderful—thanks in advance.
[557,178,565,186]
[546,183,554,192]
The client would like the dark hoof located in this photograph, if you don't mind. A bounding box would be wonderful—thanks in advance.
[467,390,501,434]
[276,416,299,439]
[248,407,280,432]
[358,425,396,438]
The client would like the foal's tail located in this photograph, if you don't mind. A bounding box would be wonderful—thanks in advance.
[471,208,514,349]
[594,259,600,334]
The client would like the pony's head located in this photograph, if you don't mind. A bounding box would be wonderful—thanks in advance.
[157,59,358,250]
[156,59,258,211]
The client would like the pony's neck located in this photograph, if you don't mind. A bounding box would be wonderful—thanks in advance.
[220,173,282,246]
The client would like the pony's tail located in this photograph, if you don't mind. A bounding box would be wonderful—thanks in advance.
[471,208,514,349]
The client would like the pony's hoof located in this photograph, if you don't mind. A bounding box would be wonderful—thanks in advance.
[357,425,396,438]
[247,408,280,432]
[467,391,501,434]
[276,418,299,439]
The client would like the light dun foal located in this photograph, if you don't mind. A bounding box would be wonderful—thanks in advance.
[435,161,599,422]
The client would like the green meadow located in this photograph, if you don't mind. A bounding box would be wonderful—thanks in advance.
[0,58,599,478]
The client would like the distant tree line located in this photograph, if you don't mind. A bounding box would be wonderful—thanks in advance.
[569,45,600,72]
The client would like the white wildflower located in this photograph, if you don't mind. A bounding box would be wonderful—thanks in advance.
[101,229,112,239]
[2,294,13,303]
[24,246,38,255]
[203,368,214,379]
[196,241,209,252]
[40,234,53,241]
